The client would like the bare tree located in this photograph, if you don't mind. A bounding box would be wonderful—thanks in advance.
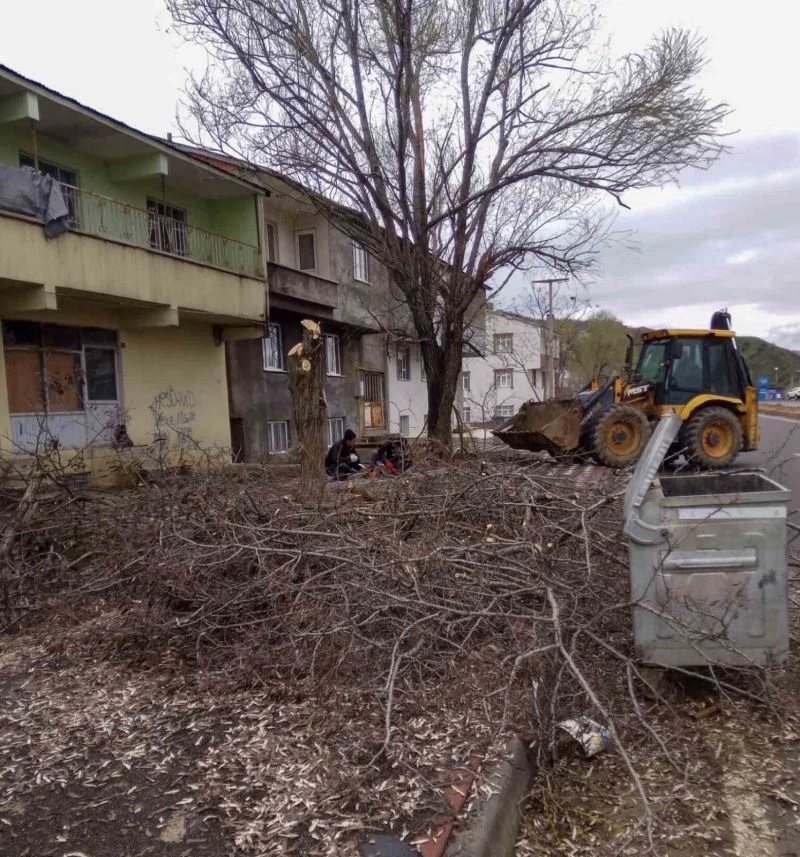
[167,0,729,449]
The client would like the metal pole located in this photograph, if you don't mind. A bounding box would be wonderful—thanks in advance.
[547,280,556,400]
[528,277,568,401]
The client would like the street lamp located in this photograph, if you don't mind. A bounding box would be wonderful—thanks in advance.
[774,366,779,387]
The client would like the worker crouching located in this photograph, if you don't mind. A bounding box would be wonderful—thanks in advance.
[325,429,365,480]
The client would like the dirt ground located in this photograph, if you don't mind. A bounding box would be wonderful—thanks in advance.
[515,567,800,857]
[0,628,493,857]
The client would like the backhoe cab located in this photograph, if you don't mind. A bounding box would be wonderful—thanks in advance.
[491,308,759,469]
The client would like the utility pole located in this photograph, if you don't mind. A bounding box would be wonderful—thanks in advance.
[529,277,568,400]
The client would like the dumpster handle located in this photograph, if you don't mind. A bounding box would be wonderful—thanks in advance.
[660,548,757,571]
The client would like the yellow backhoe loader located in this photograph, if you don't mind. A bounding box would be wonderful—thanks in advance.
[491,309,759,469]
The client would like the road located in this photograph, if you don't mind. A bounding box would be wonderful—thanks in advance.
[741,412,800,501]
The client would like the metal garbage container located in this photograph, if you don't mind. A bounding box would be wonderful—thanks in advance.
[623,414,790,667]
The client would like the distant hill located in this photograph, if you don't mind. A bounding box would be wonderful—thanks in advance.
[736,336,800,390]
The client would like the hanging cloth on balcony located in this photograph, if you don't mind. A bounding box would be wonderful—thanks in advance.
[0,164,70,237]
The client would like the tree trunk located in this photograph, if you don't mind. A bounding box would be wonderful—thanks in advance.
[287,323,327,500]
[422,325,464,454]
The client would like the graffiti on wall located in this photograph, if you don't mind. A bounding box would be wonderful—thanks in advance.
[150,387,197,450]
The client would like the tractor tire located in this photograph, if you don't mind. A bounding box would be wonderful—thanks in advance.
[684,407,742,469]
[590,404,651,468]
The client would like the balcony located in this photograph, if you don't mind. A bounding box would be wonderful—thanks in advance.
[60,183,263,279]
[268,262,338,311]
[0,188,266,327]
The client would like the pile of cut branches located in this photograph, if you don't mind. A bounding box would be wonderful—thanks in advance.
[0,460,634,752]
[7,457,793,854]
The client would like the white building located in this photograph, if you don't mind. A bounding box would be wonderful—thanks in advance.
[386,340,429,438]
[461,309,549,426]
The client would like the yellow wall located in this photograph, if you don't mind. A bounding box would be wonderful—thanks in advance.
[0,214,265,326]
[120,323,231,451]
[0,302,232,483]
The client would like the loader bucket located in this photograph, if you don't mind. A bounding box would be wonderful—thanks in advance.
[490,399,583,456]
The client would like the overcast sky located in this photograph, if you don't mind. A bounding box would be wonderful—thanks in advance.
[1,0,797,345]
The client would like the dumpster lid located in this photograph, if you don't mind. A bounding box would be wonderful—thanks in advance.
[623,412,681,522]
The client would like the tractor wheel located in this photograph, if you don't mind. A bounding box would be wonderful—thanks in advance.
[591,404,651,468]
[684,407,742,469]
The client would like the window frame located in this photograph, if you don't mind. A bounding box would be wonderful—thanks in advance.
[399,414,410,436]
[296,229,317,273]
[462,407,472,423]
[494,404,515,418]
[493,333,513,354]
[262,323,285,372]
[146,198,188,257]
[352,241,370,283]
[325,333,343,376]
[396,344,411,382]
[494,369,513,389]
[2,321,119,415]
[266,420,290,454]
[20,152,79,226]
[265,221,278,263]
[462,371,471,392]
[325,417,345,448]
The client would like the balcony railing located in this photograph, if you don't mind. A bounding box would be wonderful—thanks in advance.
[57,183,263,279]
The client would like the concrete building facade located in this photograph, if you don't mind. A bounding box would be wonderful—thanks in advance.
[462,309,548,426]
[0,65,266,482]
[193,154,433,461]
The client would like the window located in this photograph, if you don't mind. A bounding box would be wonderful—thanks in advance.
[267,421,289,453]
[528,368,542,389]
[20,153,78,225]
[84,348,118,401]
[147,199,187,256]
[420,350,426,381]
[494,369,513,389]
[296,230,317,272]
[396,344,411,381]
[362,371,385,429]
[265,222,278,262]
[325,334,342,376]
[2,321,118,414]
[708,340,739,398]
[263,323,285,371]
[493,333,513,354]
[399,415,410,436]
[636,342,668,385]
[352,241,370,283]
[494,405,515,418]
[325,417,345,448]
[462,407,472,423]
[665,338,705,404]
[462,371,471,392]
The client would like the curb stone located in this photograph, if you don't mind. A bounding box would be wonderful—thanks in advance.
[444,736,535,857]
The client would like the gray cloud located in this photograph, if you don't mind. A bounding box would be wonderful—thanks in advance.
[593,134,800,329]
[766,323,800,351]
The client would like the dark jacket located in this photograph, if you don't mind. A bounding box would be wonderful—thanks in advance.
[325,439,361,473]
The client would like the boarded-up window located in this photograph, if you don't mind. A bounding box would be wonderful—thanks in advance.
[3,321,118,414]
[5,350,45,413]
[44,351,81,411]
